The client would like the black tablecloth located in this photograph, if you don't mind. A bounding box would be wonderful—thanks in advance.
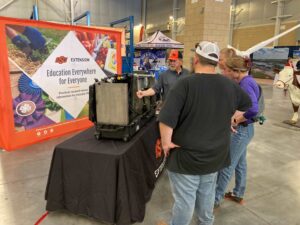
[45,118,163,225]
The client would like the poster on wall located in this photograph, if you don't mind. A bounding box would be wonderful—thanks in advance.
[134,49,167,70]
[0,17,122,150]
[251,48,289,79]
[293,50,300,59]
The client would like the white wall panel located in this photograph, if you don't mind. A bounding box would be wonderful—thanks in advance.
[284,0,300,21]
[234,0,299,28]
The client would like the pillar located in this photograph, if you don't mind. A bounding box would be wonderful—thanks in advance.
[183,0,231,69]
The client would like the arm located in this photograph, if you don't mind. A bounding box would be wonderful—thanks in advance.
[136,88,156,98]
[232,83,252,124]
[159,122,179,156]
[136,73,163,98]
[242,84,259,120]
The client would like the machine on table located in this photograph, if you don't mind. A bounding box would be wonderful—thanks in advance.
[89,72,156,141]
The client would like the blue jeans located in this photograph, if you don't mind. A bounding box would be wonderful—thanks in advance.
[215,123,254,204]
[167,170,217,225]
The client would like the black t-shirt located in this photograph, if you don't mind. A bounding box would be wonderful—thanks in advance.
[158,73,252,175]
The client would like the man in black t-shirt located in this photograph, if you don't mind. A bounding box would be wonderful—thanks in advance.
[157,41,251,225]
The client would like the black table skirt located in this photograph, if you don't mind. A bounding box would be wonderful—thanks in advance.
[45,118,163,225]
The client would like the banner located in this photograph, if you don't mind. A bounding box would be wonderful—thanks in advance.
[0,17,122,150]
[134,49,167,70]
[293,50,300,59]
[252,48,289,79]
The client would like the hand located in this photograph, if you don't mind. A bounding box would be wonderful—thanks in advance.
[231,125,237,133]
[231,110,246,126]
[162,142,180,156]
[231,113,239,133]
[231,117,238,127]
[136,90,144,99]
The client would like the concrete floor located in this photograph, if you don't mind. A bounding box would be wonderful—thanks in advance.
[1,84,300,225]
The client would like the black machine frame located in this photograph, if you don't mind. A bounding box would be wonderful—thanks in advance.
[89,73,156,141]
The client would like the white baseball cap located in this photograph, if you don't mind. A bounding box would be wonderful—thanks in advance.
[195,41,220,62]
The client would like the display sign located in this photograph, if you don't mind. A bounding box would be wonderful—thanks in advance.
[252,47,289,79]
[134,49,167,70]
[0,17,122,150]
[293,50,300,59]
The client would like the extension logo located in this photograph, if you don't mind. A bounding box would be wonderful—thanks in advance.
[15,101,36,117]
[154,138,166,178]
[55,56,68,64]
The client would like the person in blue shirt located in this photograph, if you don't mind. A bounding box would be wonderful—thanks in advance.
[6,25,48,61]
[142,56,152,71]
[215,55,260,207]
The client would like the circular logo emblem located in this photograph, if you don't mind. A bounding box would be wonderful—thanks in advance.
[158,36,170,42]
[16,101,36,117]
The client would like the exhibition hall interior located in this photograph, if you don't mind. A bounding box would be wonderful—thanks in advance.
[0,0,300,225]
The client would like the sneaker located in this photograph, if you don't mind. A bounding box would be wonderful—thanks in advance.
[225,191,244,204]
[224,191,233,199]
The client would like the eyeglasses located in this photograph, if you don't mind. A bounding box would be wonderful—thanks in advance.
[168,59,176,63]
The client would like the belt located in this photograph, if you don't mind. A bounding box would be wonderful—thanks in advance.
[239,122,248,127]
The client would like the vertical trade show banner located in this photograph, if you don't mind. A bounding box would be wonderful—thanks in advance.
[0,17,122,150]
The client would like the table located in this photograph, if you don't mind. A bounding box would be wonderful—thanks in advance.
[45,118,163,225]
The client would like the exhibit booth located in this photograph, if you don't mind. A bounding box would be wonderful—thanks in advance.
[134,31,184,74]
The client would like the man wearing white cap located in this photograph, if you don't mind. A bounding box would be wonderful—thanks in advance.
[157,41,252,225]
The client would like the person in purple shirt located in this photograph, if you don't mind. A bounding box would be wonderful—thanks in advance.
[215,55,259,207]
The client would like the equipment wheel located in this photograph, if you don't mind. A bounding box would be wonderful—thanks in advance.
[123,136,130,142]
[95,133,101,140]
